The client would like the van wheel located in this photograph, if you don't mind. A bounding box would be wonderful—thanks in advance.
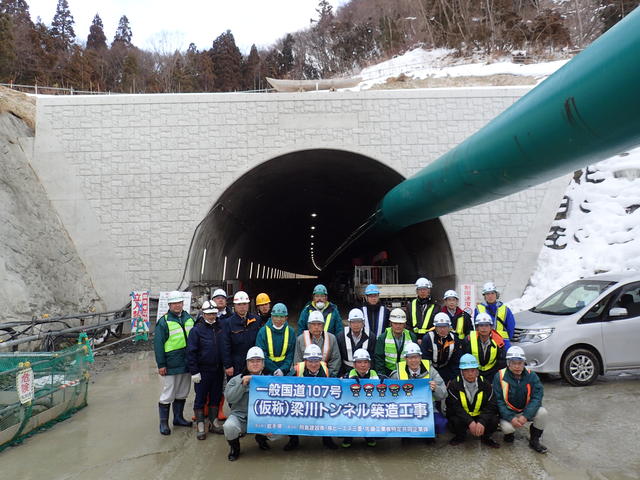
[561,348,600,386]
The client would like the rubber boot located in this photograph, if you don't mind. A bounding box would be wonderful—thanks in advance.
[255,434,270,450]
[529,425,548,454]
[322,437,338,450]
[228,438,241,461]
[504,433,515,443]
[172,399,193,427]
[283,435,299,451]
[195,409,206,440]
[208,406,224,434]
[158,403,171,436]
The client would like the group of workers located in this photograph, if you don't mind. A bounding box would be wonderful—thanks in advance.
[154,278,547,461]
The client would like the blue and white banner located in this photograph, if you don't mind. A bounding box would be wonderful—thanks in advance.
[247,376,434,438]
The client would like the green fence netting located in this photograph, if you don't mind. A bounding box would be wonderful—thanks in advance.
[0,335,93,452]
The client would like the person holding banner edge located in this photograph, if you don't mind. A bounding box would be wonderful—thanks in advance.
[224,346,270,461]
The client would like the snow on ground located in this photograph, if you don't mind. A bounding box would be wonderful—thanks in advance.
[508,146,640,312]
[356,47,569,89]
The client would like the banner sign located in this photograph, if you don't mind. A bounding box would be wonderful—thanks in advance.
[460,283,476,319]
[156,291,192,321]
[247,376,434,438]
[16,367,34,404]
[130,291,150,332]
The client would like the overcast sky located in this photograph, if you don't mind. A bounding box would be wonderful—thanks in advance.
[28,0,346,53]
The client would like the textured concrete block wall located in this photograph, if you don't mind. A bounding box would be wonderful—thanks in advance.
[33,88,565,308]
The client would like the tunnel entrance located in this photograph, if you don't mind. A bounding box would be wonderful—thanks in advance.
[186,149,456,313]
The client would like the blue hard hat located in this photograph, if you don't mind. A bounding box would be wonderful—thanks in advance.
[313,284,328,295]
[271,303,288,317]
[364,284,380,295]
[459,353,480,370]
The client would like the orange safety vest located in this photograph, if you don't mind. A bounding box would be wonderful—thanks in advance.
[498,367,531,413]
[294,361,328,377]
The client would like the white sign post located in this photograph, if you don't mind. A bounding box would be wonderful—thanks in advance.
[16,367,34,404]
[157,291,193,321]
[460,283,476,321]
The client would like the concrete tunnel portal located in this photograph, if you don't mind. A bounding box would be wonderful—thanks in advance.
[186,149,456,313]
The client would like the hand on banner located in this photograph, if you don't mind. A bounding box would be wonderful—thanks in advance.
[158,367,167,376]
[242,375,252,386]
[273,369,283,376]
[225,367,234,377]
[429,380,437,391]
[192,373,201,384]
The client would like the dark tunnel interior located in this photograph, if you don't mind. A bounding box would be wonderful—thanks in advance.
[186,149,456,314]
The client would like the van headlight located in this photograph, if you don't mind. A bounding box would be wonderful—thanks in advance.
[518,328,554,343]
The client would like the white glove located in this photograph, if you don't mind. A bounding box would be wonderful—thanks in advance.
[273,369,283,376]
[191,373,201,383]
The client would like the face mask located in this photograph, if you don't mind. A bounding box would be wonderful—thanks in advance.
[315,301,325,310]
[272,322,285,330]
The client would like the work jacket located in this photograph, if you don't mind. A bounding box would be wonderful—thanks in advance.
[186,319,223,373]
[446,374,498,427]
[255,319,296,374]
[154,310,194,375]
[462,331,506,382]
[441,306,473,340]
[225,370,264,421]
[408,298,439,335]
[389,360,448,401]
[475,302,516,347]
[297,301,344,336]
[374,328,417,376]
[421,330,462,383]
[336,327,376,377]
[361,303,390,338]
[291,331,342,377]
[221,312,261,375]
[492,367,544,422]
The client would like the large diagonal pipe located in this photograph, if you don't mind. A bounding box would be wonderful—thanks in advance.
[324,8,640,267]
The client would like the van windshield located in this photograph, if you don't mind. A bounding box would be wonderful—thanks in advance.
[531,280,615,315]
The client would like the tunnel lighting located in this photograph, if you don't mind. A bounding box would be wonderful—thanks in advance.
[236,258,242,279]
[249,262,253,279]
[311,242,314,246]
[311,226,315,230]
[222,256,227,281]
[200,248,207,277]
[310,234,314,238]
[311,213,317,217]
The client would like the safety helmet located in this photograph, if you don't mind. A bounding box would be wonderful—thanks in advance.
[313,284,328,295]
[303,344,323,360]
[443,289,459,300]
[389,308,407,323]
[459,353,479,370]
[201,300,218,314]
[167,291,184,304]
[233,291,250,304]
[348,308,365,322]
[506,346,526,362]
[308,310,325,324]
[433,312,452,327]
[353,348,371,362]
[246,346,265,360]
[474,312,493,326]
[271,303,288,317]
[364,284,380,295]
[415,277,433,289]
[256,293,271,306]
[212,288,227,299]
[402,342,422,357]
[482,282,498,295]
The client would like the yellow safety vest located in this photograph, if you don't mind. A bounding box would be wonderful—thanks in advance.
[397,359,431,379]
[460,390,484,417]
[454,315,466,340]
[477,304,509,339]
[348,369,379,379]
[411,299,435,334]
[294,361,328,377]
[163,315,194,353]
[383,328,413,371]
[265,325,290,362]
[308,305,333,332]
[469,331,498,372]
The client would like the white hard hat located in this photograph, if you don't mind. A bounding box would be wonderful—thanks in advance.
[353,348,371,362]
[246,346,265,360]
[506,346,526,361]
[212,288,227,299]
[415,277,433,289]
[474,312,493,325]
[443,289,458,300]
[233,291,250,304]
[433,312,452,327]
[403,342,422,357]
[389,308,407,323]
[201,300,218,314]
[348,308,365,322]
[482,282,498,295]
[308,310,325,324]
[303,344,323,360]
[167,291,184,304]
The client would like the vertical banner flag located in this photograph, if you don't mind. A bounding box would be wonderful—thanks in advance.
[248,376,434,438]
[460,284,476,320]
[157,291,193,321]
[130,291,150,332]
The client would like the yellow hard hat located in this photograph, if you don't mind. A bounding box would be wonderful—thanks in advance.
[256,293,271,306]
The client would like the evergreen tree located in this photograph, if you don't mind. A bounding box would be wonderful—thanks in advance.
[599,0,640,32]
[209,30,242,91]
[86,13,107,51]
[0,12,16,81]
[316,0,334,29]
[0,0,31,24]
[50,0,75,51]
[112,15,132,47]
[242,43,260,89]
[278,34,294,76]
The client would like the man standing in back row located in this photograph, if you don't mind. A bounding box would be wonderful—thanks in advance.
[408,277,439,342]
[297,284,344,336]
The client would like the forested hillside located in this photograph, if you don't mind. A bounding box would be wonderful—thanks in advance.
[0,0,637,93]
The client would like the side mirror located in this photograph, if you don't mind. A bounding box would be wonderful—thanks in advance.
[609,307,628,317]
